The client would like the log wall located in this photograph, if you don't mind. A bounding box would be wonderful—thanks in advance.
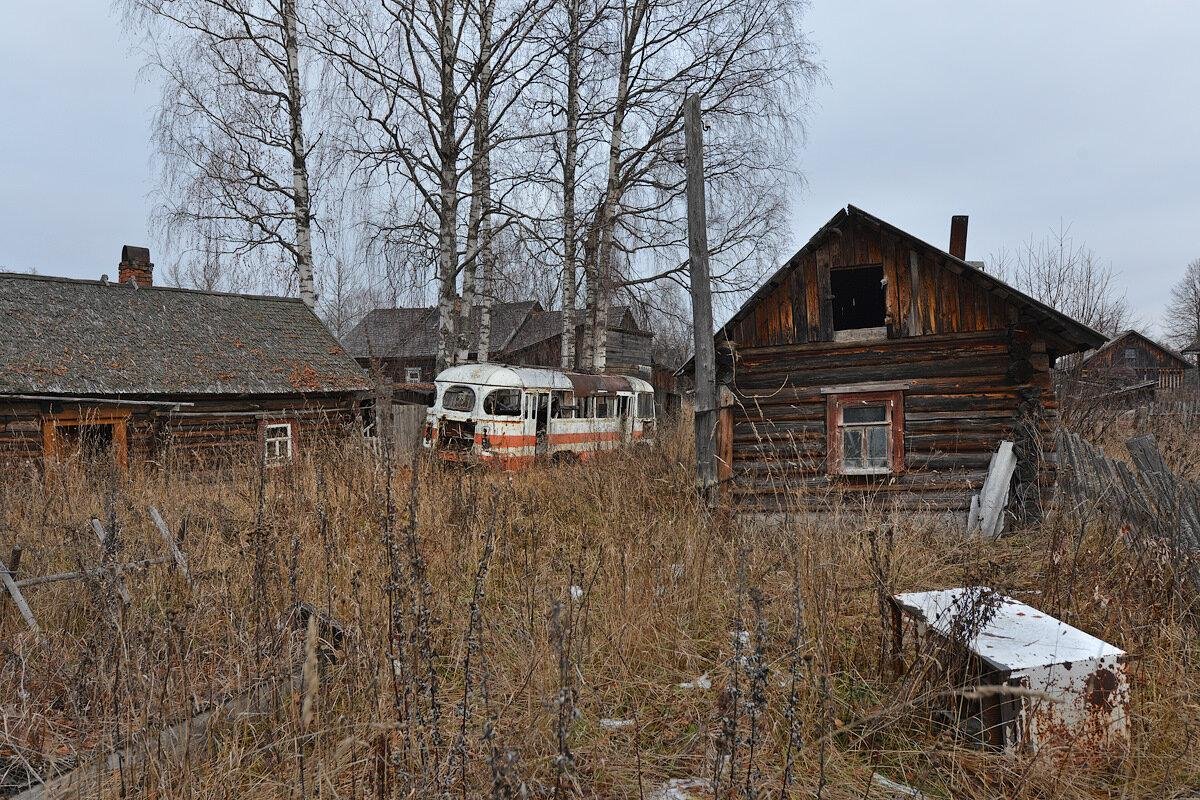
[0,393,365,473]
[728,330,1056,514]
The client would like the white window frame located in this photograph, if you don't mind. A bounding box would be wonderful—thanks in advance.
[405,366,423,383]
[264,422,294,463]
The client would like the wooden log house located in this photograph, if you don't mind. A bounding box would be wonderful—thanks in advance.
[1078,329,1193,398]
[0,247,372,473]
[708,206,1106,516]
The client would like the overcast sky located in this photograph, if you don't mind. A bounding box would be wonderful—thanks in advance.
[2,3,1198,333]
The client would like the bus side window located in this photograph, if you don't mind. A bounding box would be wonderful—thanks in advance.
[595,395,608,418]
[617,396,629,417]
[637,392,655,418]
[552,391,574,418]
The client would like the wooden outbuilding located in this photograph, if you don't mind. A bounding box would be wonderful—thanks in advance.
[707,206,1106,517]
[1079,330,1192,397]
[0,248,371,472]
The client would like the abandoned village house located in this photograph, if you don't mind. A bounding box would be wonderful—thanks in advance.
[343,301,654,390]
[0,247,371,471]
[708,205,1107,516]
[1076,329,1195,404]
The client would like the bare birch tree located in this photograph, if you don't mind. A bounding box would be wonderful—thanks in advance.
[318,0,552,371]
[1164,258,1200,352]
[127,0,322,307]
[988,222,1132,338]
[552,0,818,371]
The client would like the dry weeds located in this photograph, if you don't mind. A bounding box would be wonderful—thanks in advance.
[1,416,1198,798]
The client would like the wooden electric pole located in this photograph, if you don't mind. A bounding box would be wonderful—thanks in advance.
[684,94,717,494]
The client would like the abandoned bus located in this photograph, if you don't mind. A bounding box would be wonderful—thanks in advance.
[423,363,655,468]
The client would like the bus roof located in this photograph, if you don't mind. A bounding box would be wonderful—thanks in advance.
[435,362,653,394]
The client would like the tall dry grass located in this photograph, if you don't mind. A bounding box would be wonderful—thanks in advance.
[0,415,1198,798]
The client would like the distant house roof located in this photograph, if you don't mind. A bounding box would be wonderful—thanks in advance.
[1083,329,1192,370]
[1183,335,1200,356]
[344,301,540,361]
[504,306,644,354]
[0,272,370,397]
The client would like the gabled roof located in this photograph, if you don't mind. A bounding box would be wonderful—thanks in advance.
[1083,329,1192,369]
[718,205,1106,354]
[344,301,539,360]
[1182,335,1200,356]
[504,306,645,354]
[0,272,370,397]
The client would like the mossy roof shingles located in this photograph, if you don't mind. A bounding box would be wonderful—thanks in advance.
[0,273,370,397]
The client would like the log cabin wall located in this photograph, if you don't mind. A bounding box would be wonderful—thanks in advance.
[721,208,1073,515]
[0,394,364,473]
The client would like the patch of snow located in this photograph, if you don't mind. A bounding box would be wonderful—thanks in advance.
[599,718,634,730]
[570,585,584,601]
[647,777,711,800]
[677,673,712,690]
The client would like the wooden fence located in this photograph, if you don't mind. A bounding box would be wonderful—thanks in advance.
[1056,430,1200,593]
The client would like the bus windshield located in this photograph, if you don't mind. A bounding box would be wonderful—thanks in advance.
[441,385,476,412]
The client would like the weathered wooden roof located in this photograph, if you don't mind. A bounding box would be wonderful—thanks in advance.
[504,306,645,354]
[720,205,1107,354]
[0,272,370,397]
[344,301,540,360]
[1083,329,1192,369]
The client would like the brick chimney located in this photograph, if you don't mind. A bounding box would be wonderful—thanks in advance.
[949,215,968,260]
[118,245,153,287]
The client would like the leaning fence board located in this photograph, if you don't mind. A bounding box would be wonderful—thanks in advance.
[90,518,133,606]
[968,440,1015,538]
[149,506,192,584]
[0,558,40,634]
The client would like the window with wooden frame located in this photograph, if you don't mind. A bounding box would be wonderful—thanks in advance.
[825,390,905,476]
[42,408,131,469]
[263,421,295,464]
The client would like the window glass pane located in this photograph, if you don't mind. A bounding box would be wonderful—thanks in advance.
[637,393,655,418]
[484,389,522,416]
[866,425,889,467]
[442,385,476,412]
[843,405,886,424]
[842,428,863,469]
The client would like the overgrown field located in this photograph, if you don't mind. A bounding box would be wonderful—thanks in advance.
[1,416,1198,798]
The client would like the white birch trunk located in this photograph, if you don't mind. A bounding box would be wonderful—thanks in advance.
[283,0,316,310]
[559,0,581,371]
[473,0,495,363]
[434,0,461,374]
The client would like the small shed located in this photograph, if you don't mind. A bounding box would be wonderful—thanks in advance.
[1080,330,1192,394]
[892,587,1128,755]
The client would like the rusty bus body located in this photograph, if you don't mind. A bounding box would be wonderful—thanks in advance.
[423,364,655,469]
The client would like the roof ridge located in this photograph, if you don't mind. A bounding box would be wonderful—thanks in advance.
[0,271,308,305]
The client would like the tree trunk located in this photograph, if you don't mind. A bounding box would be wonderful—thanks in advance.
[434,0,461,374]
[559,0,581,371]
[282,0,316,310]
[587,0,646,372]
[474,0,495,363]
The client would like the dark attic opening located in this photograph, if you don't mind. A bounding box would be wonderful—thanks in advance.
[831,265,886,331]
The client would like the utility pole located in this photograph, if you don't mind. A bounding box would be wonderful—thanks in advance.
[684,94,717,494]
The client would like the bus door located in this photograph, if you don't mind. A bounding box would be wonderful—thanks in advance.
[618,395,633,443]
[526,391,551,456]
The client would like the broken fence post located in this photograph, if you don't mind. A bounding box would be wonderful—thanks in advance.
[90,517,133,606]
[149,506,192,585]
[0,557,41,635]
